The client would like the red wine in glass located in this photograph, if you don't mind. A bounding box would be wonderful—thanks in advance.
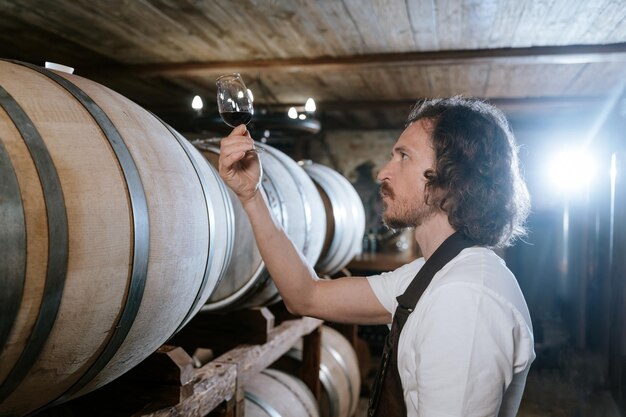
[216,73,254,127]
[216,73,262,154]
[220,111,253,127]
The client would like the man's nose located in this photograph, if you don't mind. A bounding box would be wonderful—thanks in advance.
[377,161,391,182]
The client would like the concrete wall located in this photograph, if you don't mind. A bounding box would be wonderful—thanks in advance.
[309,129,401,234]
[309,129,401,181]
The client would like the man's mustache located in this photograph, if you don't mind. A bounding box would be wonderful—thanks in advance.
[380,182,394,199]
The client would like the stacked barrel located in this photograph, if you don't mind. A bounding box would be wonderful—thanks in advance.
[281,326,362,417]
[0,60,365,416]
[194,141,366,311]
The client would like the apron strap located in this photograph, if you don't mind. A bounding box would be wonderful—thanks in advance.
[394,231,476,328]
[368,231,477,417]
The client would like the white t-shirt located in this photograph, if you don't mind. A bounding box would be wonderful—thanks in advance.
[367,247,535,417]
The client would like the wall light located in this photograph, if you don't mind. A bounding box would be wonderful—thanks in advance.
[305,98,316,112]
[191,95,203,110]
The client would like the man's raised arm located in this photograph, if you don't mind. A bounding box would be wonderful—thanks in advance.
[218,125,390,325]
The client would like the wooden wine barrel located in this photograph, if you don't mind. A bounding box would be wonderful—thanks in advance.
[0,60,234,416]
[300,161,366,276]
[192,141,326,311]
[282,326,361,417]
[245,369,320,417]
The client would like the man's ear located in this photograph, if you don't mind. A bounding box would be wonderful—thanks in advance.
[424,182,447,210]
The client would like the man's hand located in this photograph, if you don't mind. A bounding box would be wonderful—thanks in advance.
[218,124,263,204]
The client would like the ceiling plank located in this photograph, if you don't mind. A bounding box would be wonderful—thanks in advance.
[86,43,626,78]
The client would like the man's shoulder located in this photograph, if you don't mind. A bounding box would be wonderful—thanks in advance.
[427,246,532,328]
[428,247,527,311]
[435,246,511,285]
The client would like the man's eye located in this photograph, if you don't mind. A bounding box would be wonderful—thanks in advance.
[401,153,409,160]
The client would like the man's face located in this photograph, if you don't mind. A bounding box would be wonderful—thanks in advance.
[377,119,438,229]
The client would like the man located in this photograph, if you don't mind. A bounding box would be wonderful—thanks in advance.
[218,97,535,417]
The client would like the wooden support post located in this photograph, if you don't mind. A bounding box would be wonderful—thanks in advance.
[300,325,322,401]
[234,388,245,417]
[329,323,358,349]
[207,387,243,417]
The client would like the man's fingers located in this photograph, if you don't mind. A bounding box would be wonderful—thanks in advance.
[230,124,251,139]
[223,141,256,157]
[222,134,255,150]
[219,131,259,180]
[232,124,247,136]
[221,137,257,160]
[220,149,247,171]
[218,126,261,201]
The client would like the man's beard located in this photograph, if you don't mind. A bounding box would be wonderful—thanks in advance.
[381,182,437,229]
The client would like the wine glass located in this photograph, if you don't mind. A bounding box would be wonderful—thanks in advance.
[216,73,263,154]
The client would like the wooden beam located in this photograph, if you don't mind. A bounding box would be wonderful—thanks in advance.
[149,96,616,133]
[283,96,610,112]
[89,43,626,78]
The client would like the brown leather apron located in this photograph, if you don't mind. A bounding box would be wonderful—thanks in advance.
[367,231,475,417]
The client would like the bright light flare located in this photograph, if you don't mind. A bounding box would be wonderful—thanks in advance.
[288,107,298,119]
[45,62,74,74]
[191,95,203,110]
[548,148,597,192]
[610,153,617,184]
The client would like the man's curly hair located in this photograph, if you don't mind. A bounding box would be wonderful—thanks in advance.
[407,97,530,248]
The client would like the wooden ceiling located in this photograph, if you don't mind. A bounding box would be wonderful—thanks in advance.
[1,0,625,133]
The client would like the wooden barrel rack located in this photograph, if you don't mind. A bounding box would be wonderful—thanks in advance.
[33,304,324,417]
